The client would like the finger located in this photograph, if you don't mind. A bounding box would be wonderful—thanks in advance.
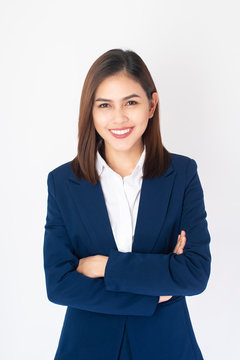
[176,234,185,254]
[173,235,179,252]
[178,235,187,253]
[176,236,185,253]
[174,231,187,254]
[180,231,186,242]
[180,234,187,248]
[177,233,185,252]
[173,235,181,253]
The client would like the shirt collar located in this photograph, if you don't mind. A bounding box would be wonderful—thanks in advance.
[96,144,146,178]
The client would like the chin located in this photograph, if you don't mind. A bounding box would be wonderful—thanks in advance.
[109,142,140,152]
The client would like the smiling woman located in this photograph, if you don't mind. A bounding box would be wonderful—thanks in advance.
[43,48,211,360]
[70,48,171,184]
[92,72,159,172]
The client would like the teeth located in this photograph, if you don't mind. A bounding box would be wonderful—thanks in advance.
[110,128,131,135]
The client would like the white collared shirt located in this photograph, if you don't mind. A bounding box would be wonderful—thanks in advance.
[96,145,146,253]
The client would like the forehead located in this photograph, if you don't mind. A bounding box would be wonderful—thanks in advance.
[94,73,145,98]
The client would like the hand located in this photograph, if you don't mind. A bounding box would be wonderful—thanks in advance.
[76,255,109,278]
[173,230,187,255]
[158,230,187,303]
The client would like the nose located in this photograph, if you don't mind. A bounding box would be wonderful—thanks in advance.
[111,106,129,124]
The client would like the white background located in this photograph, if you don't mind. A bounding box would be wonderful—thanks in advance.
[0,0,239,359]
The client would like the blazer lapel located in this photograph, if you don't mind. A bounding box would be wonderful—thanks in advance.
[132,165,176,253]
[67,160,176,255]
[67,177,117,254]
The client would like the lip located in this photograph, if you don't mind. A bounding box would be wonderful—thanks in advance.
[109,126,134,130]
[109,126,134,139]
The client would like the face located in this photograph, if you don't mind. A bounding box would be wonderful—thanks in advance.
[92,72,158,155]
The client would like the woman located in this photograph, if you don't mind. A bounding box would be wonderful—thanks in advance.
[43,48,211,359]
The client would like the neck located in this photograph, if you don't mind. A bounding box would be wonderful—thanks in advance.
[103,141,144,178]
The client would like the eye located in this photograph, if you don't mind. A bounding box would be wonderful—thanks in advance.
[127,100,137,105]
[98,103,109,108]
[98,100,137,108]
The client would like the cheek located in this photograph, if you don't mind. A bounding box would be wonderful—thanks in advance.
[134,107,150,121]
[140,121,149,135]
[93,116,109,135]
[137,113,150,130]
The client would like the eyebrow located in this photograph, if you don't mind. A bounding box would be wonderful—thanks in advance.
[95,93,141,102]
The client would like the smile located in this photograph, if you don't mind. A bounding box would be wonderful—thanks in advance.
[109,127,134,139]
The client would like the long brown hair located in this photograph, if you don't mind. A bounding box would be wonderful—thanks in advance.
[70,48,171,184]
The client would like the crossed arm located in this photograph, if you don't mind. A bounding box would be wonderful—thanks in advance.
[44,159,211,315]
[76,230,187,303]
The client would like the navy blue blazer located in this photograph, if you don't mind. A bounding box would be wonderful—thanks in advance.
[43,153,211,360]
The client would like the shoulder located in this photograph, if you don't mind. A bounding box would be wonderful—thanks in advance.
[170,152,197,166]
[170,152,198,179]
[46,161,73,189]
[45,161,78,199]
[48,161,72,178]
[50,161,71,176]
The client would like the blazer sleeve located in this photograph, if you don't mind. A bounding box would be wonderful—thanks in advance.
[104,158,212,297]
[43,171,159,316]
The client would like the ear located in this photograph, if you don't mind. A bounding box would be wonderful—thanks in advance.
[149,92,159,118]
